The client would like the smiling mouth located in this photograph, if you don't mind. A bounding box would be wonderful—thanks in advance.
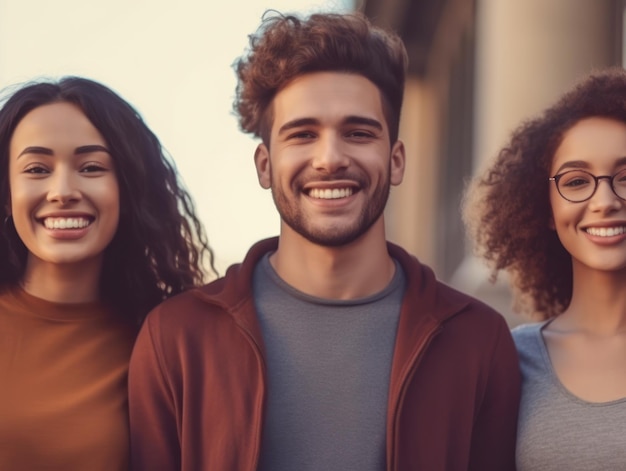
[43,217,92,230]
[308,187,354,199]
[585,226,626,237]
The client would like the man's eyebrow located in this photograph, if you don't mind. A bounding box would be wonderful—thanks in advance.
[277,118,320,135]
[277,116,384,136]
[343,116,383,130]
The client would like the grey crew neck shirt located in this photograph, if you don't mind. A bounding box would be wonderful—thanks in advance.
[253,254,406,471]
[513,322,626,471]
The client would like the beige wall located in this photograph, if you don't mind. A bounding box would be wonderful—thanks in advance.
[473,0,617,172]
[386,0,476,274]
[386,78,439,269]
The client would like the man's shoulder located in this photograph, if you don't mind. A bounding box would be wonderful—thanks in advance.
[440,280,500,313]
[421,282,517,366]
[390,242,499,314]
[432,280,509,333]
[143,270,245,328]
[144,238,275,323]
[395,249,504,325]
[142,286,220,332]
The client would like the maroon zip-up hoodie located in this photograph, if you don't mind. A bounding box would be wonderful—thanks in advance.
[129,237,520,470]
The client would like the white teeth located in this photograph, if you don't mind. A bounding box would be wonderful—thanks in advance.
[586,226,626,237]
[43,217,91,230]
[309,188,353,199]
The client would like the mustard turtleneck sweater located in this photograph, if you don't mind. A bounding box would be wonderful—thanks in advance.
[0,285,136,470]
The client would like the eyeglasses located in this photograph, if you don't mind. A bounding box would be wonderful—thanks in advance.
[549,169,626,203]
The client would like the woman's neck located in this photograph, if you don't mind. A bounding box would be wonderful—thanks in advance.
[20,255,103,304]
[557,267,626,335]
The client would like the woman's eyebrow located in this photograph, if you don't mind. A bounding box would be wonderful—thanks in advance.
[17,144,110,159]
[17,146,53,158]
[554,156,626,174]
[74,144,110,155]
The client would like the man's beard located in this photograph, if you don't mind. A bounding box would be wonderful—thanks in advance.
[270,169,391,247]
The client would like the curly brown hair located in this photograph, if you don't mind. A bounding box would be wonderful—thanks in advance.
[464,67,626,319]
[233,10,408,145]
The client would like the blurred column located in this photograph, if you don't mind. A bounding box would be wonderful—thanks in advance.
[474,0,617,170]
[387,77,439,270]
[386,0,475,275]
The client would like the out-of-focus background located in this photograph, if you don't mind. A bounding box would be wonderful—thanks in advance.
[2,0,625,325]
[361,0,626,326]
[0,0,352,272]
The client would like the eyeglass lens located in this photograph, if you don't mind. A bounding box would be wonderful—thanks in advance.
[556,169,626,202]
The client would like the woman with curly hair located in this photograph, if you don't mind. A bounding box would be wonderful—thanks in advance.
[0,76,214,470]
[464,67,626,470]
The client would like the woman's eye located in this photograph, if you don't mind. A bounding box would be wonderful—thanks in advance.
[24,165,48,174]
[81,164,107,173]
[563,178,589,187]
[561,172,592,187]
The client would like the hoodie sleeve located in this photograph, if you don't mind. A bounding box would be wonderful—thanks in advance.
[128,310,181,471]
[468,317,521,471]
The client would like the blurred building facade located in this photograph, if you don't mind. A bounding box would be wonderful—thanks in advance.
[360,0,625,324]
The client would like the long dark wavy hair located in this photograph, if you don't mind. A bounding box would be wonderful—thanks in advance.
[464,67,626,319]
[0,76,215,324]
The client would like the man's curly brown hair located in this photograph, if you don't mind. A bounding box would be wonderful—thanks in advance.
[464,67,626,319]
[233,11,408,146]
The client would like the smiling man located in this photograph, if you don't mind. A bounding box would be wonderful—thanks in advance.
[129,11,521,471]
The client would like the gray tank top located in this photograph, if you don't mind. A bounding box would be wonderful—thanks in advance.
[253,254,405,471]
[512,322,626,470]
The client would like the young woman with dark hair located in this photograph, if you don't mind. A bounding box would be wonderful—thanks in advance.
[465,67,626,470]
[0,76,214,470]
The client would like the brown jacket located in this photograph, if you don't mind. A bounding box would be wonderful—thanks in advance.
[129,238,520,470]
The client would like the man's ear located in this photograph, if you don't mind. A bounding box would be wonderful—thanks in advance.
[254,144,271,189]
[390,140,406,186]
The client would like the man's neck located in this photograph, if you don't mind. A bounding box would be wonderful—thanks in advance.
[270,221,395,300]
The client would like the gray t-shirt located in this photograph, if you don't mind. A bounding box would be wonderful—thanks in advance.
[253,254,405,471]
[513,322,626,471]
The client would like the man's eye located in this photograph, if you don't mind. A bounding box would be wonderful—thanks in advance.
[349,131,373,138]
[289,131,315,139]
